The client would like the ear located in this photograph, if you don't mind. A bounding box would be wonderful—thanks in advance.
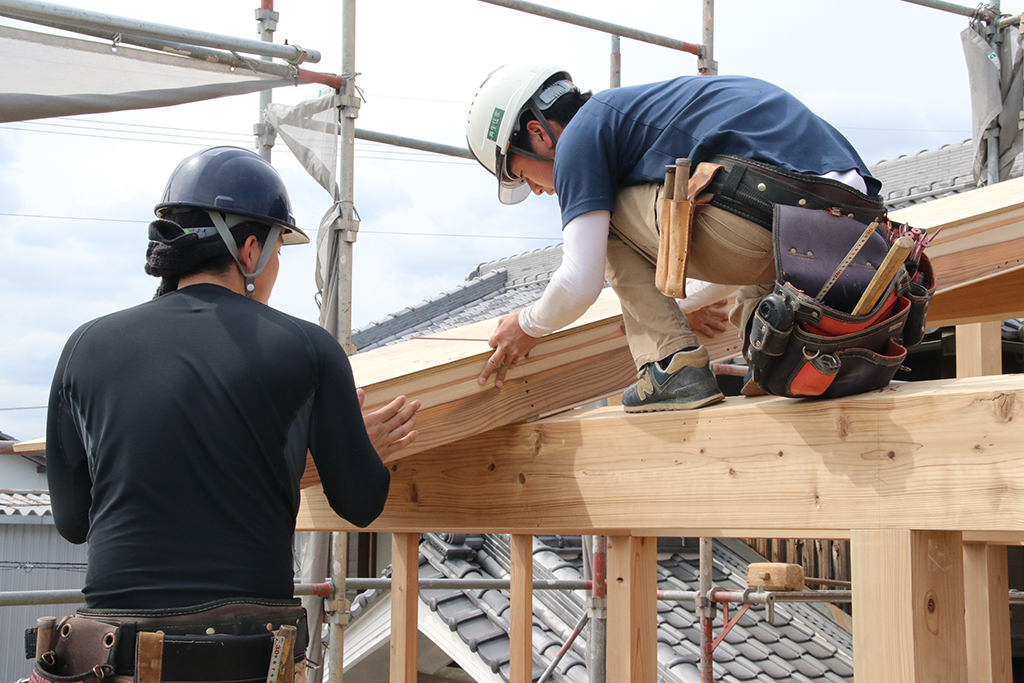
[525,119,556,151]
[240,234,262,274]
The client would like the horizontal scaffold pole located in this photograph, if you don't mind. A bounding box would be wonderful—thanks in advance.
[475,0,702,56]
[0,0,320,63]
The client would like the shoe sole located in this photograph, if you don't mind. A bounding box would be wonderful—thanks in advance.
[622,391,725,413]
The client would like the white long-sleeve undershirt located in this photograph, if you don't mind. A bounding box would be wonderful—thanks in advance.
[519,210,610,337]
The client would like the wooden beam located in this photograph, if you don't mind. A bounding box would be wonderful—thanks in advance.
[963,543,1013,683]
[606,536,656,683]
[390,532,419,683]
[851,529,967,683]
[297,375,1024,536]
[509,534,533,683]
[300,287,741,487]
[929,265,1024,327]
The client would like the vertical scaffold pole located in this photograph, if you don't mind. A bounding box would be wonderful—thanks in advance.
[985,0,1002,186]
[698,538,716,683]
[610,35,621,87]
[254,0,277,160]
[588,535,607,683]
[326,2,360,681]
[699,0,717,75]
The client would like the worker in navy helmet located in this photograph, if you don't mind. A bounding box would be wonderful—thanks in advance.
[466,65,882,411]
[42,146,418,682]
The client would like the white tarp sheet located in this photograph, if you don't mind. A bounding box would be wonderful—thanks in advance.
[961,23,1024,184]
[0,24,294,122]
[265,94,343,334]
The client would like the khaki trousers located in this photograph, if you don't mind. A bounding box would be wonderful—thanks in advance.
[607,183,776,370]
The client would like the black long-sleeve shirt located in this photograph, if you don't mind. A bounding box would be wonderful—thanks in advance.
[46,284,389,608]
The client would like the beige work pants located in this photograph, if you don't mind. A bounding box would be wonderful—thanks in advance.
[607,183,776,370]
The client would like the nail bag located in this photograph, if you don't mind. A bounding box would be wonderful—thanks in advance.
[745,205,935,398]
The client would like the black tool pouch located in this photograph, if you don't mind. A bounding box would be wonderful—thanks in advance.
[746,205,934,398]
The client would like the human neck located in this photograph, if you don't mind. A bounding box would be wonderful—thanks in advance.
[178,269,245,296]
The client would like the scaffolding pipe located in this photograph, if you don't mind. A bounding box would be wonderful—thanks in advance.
[0,583,861,608]
[609,35,620,88]
[699,0,717,75]
[537,610,590,683]
[255,0,276,161]
[698,538,714,683]
[0,0,320,63]
[354,128,474,159]
[2,15,343,88]
[900,0,999,21]
[588,535,607,683]
[475,0,701,56]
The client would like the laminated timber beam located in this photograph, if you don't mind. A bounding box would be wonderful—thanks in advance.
[891,176,1024,326]
[297,373,1024,538]
[299,287,741,486]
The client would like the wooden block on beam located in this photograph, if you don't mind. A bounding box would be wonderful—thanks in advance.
[852,529,967,683]
[607,536,656,683]
[746,562,805,591]
[298,375,1024,537]
[390,532,419,683]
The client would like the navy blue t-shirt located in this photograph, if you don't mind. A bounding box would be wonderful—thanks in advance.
[553,75,879,226]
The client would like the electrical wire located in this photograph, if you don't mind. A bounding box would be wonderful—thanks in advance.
[0,212,561,241]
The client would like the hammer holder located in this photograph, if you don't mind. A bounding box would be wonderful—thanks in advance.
[656,160,721,298]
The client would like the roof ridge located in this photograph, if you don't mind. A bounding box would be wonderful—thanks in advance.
[353,269,508,351]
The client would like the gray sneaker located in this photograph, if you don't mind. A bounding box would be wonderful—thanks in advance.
[621,346,724,413]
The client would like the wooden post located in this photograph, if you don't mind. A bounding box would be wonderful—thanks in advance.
[390,533,419,683]
[851,529,967,682]
[956,318,1011,683]
[606,536,657,683]
[509,534,534,683]
[956,321,1003,378]
[963,544,1013,683]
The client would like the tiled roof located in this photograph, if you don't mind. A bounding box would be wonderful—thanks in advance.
[349,534,853,683]
[868,140,1022,210]
[0,490,51,516]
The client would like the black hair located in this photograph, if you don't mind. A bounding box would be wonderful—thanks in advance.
[145,209,272,298]
[510,74,593,150]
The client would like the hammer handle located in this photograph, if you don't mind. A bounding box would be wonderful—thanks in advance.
[851,236,914,315]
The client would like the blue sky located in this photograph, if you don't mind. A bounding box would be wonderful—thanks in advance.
[0,0,1006,440]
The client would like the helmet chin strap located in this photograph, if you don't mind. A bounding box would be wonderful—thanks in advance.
[208,212,282,298]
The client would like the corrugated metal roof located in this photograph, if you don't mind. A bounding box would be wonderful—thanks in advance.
[0,490,51,516]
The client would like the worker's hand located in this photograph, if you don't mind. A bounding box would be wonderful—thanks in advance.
[478,311,541,388]
[358,388,421,461]
[684,298,730,337]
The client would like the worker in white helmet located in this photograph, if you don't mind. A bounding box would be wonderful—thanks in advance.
[466,65,883,411]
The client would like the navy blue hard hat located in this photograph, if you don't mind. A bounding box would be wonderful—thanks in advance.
[155,146,309,245]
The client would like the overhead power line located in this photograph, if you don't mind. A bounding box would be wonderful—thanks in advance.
[0,212,561,241]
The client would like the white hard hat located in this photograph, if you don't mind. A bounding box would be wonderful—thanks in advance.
[466,64,576,204]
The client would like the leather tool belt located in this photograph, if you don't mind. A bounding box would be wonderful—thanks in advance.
[706,154,887,229]
[31,598,307,683]
[745,205,935,398]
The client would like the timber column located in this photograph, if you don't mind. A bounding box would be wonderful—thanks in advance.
[851,529,967,681]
